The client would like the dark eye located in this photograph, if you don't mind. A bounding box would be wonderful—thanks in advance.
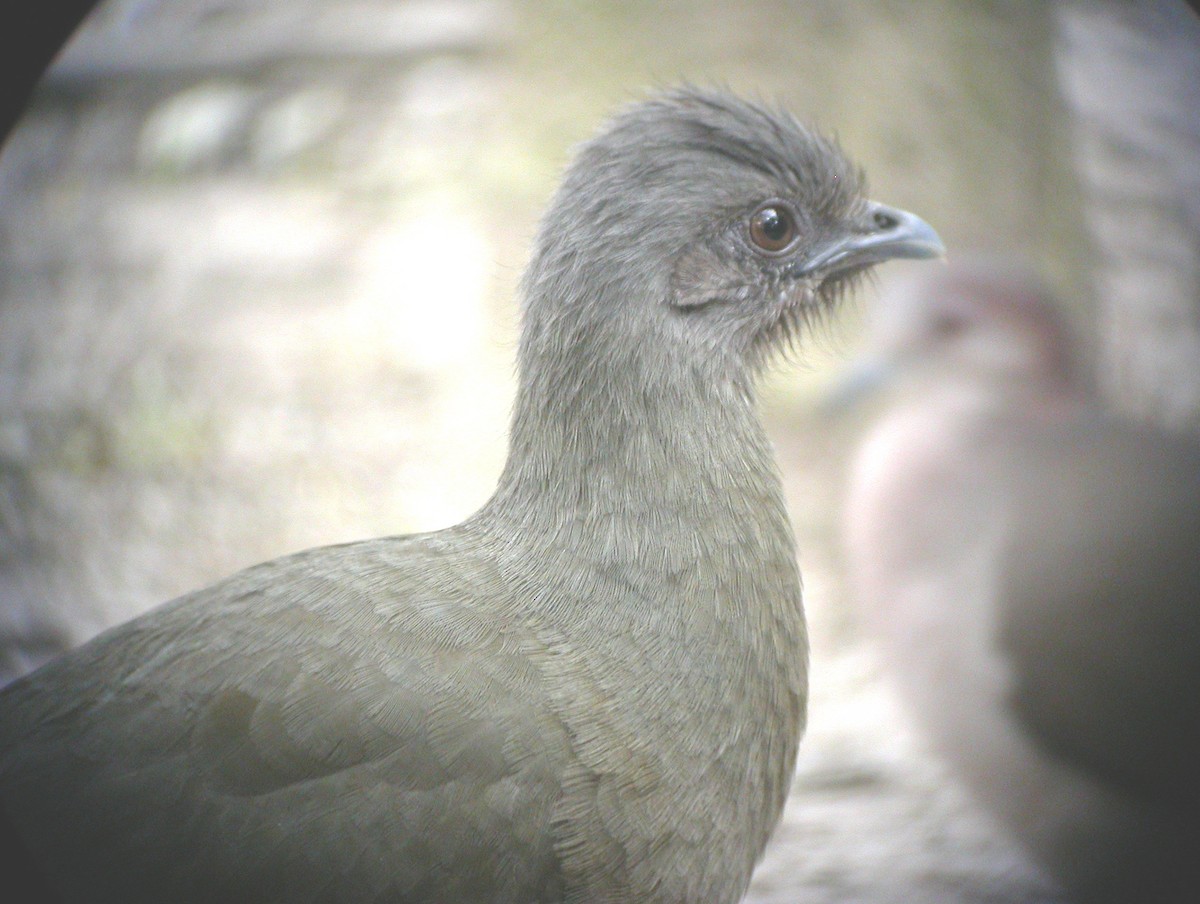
[931,313,966,338]
[748,203,798,254]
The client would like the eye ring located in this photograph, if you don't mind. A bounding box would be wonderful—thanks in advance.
[747,201,799,255]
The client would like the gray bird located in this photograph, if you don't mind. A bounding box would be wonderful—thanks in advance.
[840,262,1200,903]
[0,88,942,904]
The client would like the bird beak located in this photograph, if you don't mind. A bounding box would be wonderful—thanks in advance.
[794,202,945,278]
[816,207,943,416]
[820,355,895,416]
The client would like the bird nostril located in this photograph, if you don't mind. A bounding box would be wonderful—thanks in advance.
[873,210,899,231]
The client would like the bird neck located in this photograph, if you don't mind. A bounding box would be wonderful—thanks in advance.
[931,367,1092,426]
[470,298,807,885]
[482,315,788,546]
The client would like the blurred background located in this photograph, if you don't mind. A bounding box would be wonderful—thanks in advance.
[1,1,1197,901]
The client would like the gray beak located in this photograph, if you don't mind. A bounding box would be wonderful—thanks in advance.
[820,355,895,416]
[795,201,945,277]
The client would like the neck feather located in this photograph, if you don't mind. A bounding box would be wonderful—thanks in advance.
[481,294,786,546]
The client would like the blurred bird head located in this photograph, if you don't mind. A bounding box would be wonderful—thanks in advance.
[826,259,1086,411]
[519,87,944,377]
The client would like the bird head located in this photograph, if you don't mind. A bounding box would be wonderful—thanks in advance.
[827,260,1088,412]
[520,87,944,377]
[820,256,1094,420]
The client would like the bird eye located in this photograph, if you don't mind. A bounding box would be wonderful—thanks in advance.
[932,313,966,338]
[748,203,798,255]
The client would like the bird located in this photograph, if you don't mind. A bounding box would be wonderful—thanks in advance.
[0,87,943,904]
[839,261,1200,903]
